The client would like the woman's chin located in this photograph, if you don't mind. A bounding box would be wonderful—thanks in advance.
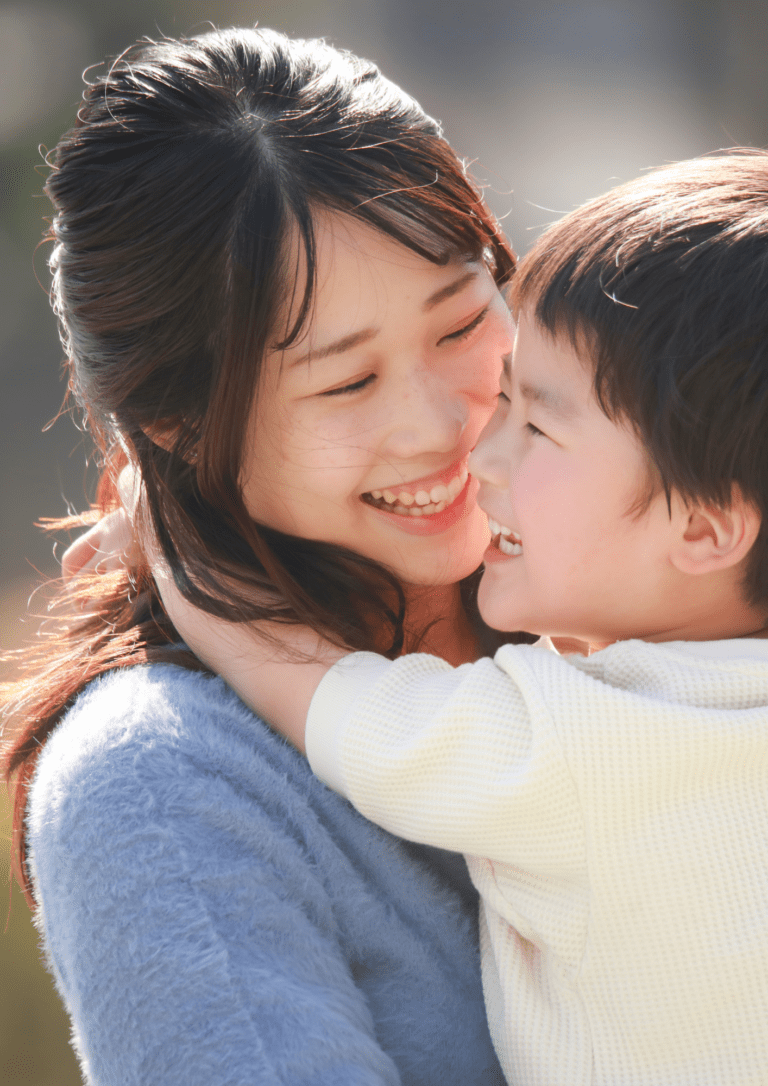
[385,529,490,589]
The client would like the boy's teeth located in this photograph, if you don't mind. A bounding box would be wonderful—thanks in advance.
[487,517,523,554]
[498,536,522,556]
[364,466,468,517]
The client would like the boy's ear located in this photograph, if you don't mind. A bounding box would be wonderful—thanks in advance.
[669,487,761,576]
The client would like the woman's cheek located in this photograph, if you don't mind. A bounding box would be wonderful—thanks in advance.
[475,317,514,403]
[309,402,378,453]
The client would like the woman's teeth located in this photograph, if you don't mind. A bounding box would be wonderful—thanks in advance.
[487,517,522,555]
[365,466,468,517]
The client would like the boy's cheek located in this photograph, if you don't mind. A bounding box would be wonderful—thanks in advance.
[508,459,555,517]
[515,451,577,512]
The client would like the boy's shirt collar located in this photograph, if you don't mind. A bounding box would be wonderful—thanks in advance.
[540,634,768,662]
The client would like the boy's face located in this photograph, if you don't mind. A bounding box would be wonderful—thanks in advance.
[470,310,682,647]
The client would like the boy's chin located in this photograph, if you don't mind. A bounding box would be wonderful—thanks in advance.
[477,605,538,636]
[476,583,536,635]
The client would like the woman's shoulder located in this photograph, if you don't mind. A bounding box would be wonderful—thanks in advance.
[34,661,259,773]
[28,662,311,860]
[27,662,502,1086]
[28,661,479,917]
[28,663,503,1086]
[45,658,264,751]
[27,662,340,962]
[65,653,323,748]
[29,659,485,953]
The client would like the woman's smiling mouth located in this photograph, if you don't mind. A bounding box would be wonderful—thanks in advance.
[362,463,469,518]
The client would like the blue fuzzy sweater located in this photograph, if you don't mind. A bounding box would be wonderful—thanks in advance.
[27,664,505,1085]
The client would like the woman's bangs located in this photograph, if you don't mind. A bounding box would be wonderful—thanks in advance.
[365,199,486,266]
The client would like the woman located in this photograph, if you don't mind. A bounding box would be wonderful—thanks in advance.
[3,26,524,1085]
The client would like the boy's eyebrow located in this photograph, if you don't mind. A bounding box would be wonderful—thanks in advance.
[519,380,578,418]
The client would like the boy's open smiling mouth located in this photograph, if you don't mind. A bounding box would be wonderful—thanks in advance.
[487,516,523,556]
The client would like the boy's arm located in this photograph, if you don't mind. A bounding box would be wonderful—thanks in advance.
[154,561,346,754]
[59,497,346,751]
[64,510,581,869]
[306,649,583,867]
[162,565,582,870]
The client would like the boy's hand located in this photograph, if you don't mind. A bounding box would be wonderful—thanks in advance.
[60,459,347,752]
[61,464,143,585]
[153,561,345,753]
[61,508,140,583]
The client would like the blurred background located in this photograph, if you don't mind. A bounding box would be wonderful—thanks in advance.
[3,0,768,1081]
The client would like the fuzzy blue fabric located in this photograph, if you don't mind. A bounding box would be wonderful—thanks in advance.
[28,664,505,1085]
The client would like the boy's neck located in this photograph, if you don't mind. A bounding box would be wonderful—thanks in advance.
[575,566,768,654]
[583,615,768,655]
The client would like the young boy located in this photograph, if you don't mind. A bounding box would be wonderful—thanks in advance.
[156,153,768,1084]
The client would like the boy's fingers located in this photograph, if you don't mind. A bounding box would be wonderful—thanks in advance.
[116,461,142,518]
[61,510,139,582]
[61,524,105,582]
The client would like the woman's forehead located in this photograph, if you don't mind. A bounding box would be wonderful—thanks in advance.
[272,210,484,350]
[297,208,474,278]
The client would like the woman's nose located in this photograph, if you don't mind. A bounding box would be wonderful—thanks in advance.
[468,403,509,488]
[383,371,467,458]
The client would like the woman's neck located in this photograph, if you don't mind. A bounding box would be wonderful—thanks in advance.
[399,581,481,667]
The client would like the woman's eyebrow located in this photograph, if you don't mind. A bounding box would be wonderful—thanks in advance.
[289,327,378,368]
[422,269,479,311]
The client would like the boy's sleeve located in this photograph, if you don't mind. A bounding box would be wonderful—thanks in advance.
[306,649,584,871]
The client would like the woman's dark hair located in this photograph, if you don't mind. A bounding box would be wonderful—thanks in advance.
[1,26,516,903]
[511,151,768,610]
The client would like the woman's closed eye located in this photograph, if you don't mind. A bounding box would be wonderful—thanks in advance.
[439,305,490,344]
[525,421,545,437]
[320,373,377,397]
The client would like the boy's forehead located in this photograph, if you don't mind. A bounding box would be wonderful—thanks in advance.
[512,311,588,419]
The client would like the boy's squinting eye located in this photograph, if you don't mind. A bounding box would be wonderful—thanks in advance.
[439,305,490,344]
[320,373,376,397]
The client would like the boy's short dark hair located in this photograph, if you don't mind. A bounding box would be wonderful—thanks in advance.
[512,150,768,609]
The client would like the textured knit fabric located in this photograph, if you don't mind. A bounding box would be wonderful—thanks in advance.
[306,637,768,1086]
[27,663,506,1086]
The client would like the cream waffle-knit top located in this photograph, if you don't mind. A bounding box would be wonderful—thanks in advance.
[307,637,768,1086]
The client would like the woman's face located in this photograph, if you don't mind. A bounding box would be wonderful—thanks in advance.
[241,212,514,587]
